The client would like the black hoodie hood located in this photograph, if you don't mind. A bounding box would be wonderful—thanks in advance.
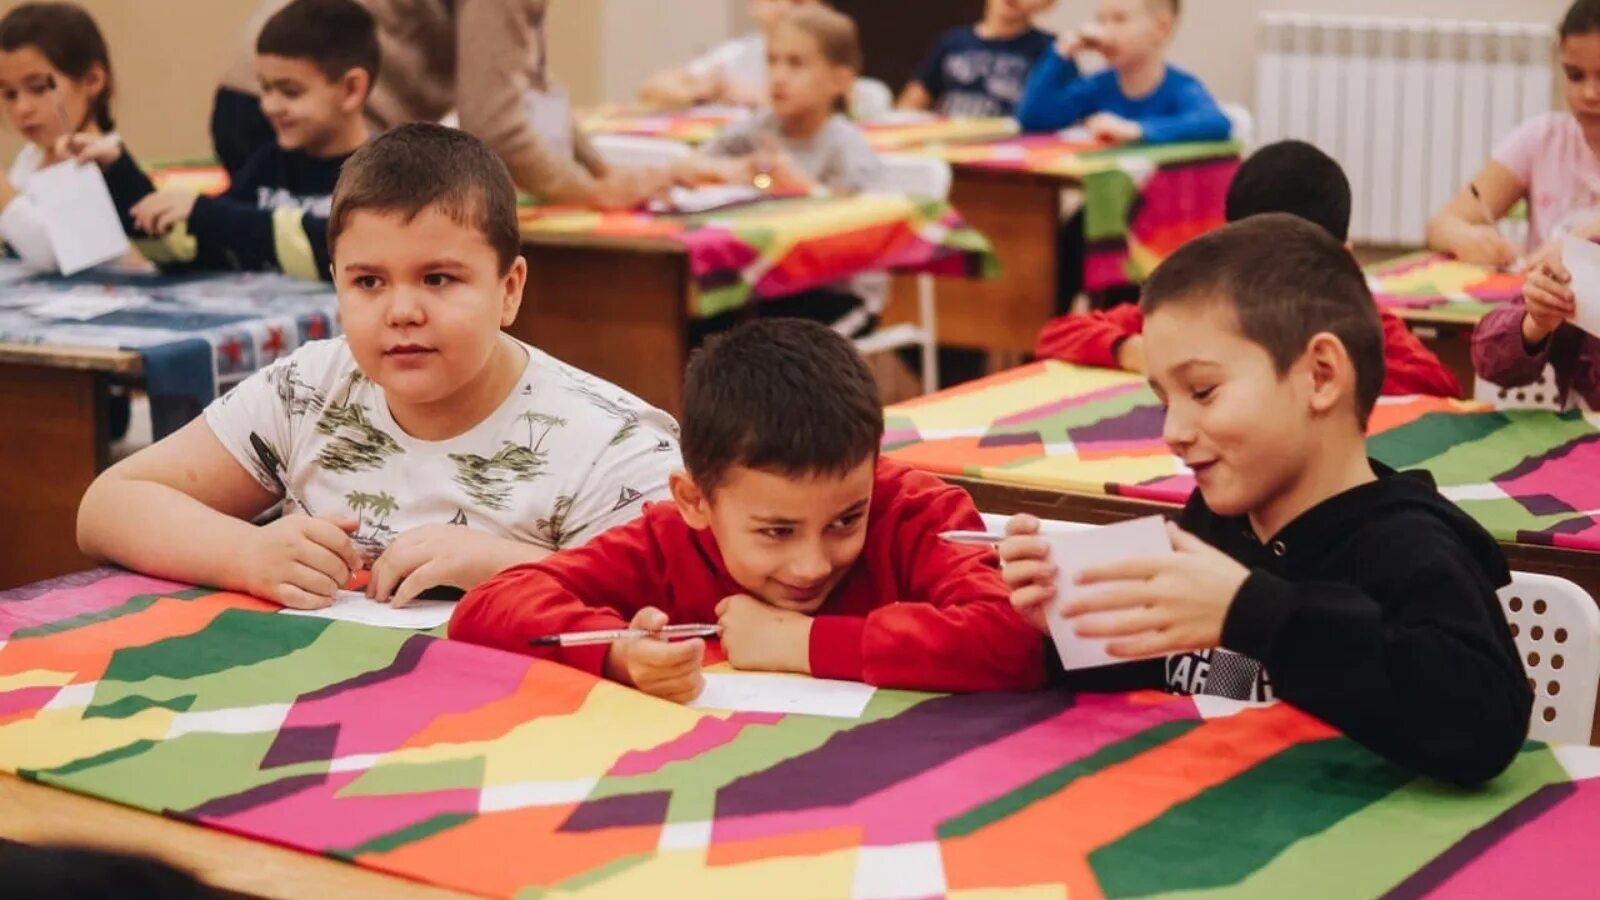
[1187,460,1512,590]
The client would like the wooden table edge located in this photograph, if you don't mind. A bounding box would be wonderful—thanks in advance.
[0,342,142,375]
[0,772,471,899]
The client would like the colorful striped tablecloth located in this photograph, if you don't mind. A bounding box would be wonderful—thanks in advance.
[885,361,1600,553]
[1366,252,1525,326]
[519,193,997,318]
[0,261,337,438]
[934,136,1242,292]
[2,568,1595,898]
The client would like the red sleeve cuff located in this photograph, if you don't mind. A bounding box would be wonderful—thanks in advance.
[808,615,867,681]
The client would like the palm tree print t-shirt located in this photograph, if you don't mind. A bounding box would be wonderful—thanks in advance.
[204,337,682,560]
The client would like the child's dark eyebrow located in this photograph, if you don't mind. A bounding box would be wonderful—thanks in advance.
[751,515,800,526]
[830,499,869,520]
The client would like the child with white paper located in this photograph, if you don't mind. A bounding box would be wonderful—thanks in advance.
[1473,233,1600,410]
[1001,215,1531,786]
[0,2,151,273]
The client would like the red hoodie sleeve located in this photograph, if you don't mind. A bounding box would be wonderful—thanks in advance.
[448,513,665,676]
[1033,305,1145,368]
[809,472,1049,692]
[1378,311,1462,398]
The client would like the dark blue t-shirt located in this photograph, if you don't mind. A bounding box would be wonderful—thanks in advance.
[912,26,1055,118]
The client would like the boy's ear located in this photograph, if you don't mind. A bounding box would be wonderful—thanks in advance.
[1303,331,1354,417]
[670,471,713,529]
[499,255,528,327]
[339,68,372,112]
[80,63,108,105]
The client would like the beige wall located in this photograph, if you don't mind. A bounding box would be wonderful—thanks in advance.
[0,0,1573,167]
[1041,0,1571,107]
[0,0,257,163]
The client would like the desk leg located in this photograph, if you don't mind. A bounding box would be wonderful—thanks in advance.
[514,245,691,417]
[885,172,1060,354]
[0,364,105,588]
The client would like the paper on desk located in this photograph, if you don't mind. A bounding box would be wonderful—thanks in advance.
[689,672,876,718]
[650,184,765,214]
[1044,515,1174,672]
[24,160,131,276]
[1562,233,1600,339]
[280,590,455,630]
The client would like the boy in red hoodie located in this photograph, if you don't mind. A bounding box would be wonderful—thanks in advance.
[1034,140,1462,399]
[450,318,1047,702]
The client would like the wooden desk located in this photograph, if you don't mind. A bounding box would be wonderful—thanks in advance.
[512,233,693,416]
[0,345,140,589]
[0,774,465,899]
[883,168,1064,354]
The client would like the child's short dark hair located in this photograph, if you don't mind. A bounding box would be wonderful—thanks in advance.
[328,123,520,272]
[0,2,114,131]
[1563,0,1600,38]
[1142,213,1384,425]
[682,318,883,492]
[1225,139,1351,242]
[256,0,380,88]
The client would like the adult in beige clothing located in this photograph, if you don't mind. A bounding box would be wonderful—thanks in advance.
[213,0,659,207]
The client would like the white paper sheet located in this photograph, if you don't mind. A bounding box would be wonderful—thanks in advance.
[24,160,131,276]
[280,590,455,630]
[1043,516,1174,671]
[650,184,765,214]
[689,672,876,718]
[1562,233,1600,339]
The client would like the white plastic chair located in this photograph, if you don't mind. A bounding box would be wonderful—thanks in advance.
[1221,103,1254,149]
[1499,572,1600,745]
[854,153,953,394]
[588,134,692,169]
[852,78,895,123]
[1473,366,1563,411]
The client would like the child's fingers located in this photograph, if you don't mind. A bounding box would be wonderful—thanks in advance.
[1061,583,1147,618]
[1076,556,1166,586]
[305,517,362,569]
[629,606,669,632]
[273,583,333,610]
[391,560,449,609]
[296,539,351,585]
[1010,584,1056,614]
[1105,630,1175,659]
[646,670,705,704]
[1072,608,1165,639]
[1004,513,1040,536]
[284,562,341,600]
[1000,558,1057,591]
[998,535,1050,565]
[366,552,409,603]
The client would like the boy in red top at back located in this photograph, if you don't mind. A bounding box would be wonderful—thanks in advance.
[450,318,1046,702]
[1034,140,1462,399]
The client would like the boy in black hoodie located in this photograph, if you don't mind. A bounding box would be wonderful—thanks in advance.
[93,0,375,281]
[1000,213,1531,786]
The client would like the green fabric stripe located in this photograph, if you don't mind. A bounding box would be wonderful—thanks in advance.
[343,812,474,857]
[25,739,158,779]
[85,693,196,721]
[101,609,329,684]
[1133,745,1566,900]
[1091,738,1414,897]
[939,719,1200,840]
[344,756,486,797]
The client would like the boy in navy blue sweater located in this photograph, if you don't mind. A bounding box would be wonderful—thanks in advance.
[104,0,376,281]
[898,0,1057,118]
[1016,0,1228,145]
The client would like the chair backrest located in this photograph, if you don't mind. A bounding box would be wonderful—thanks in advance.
[589,134,692,169]
[1221,102,1254,148]
[853,77,895,123]
[1499,572,1600,745]
[1473,366,1563,411]
[877,153,953,200]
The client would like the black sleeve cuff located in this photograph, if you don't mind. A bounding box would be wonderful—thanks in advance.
[1220,569,1297,662]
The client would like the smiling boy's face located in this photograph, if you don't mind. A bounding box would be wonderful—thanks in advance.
[673,458,876,613]
[332,204,525,411]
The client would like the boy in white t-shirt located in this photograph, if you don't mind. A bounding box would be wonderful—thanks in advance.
[77,123,681,610]
[639,0,815,109]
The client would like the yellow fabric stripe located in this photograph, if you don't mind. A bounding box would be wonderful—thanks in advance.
[133,221,198,264]
[271,207,321,281]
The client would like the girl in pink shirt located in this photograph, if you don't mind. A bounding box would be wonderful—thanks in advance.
[1430,0,1600,269]
[1469,0,1600,409]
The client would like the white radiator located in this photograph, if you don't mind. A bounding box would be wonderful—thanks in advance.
[1254,14,1555,246]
